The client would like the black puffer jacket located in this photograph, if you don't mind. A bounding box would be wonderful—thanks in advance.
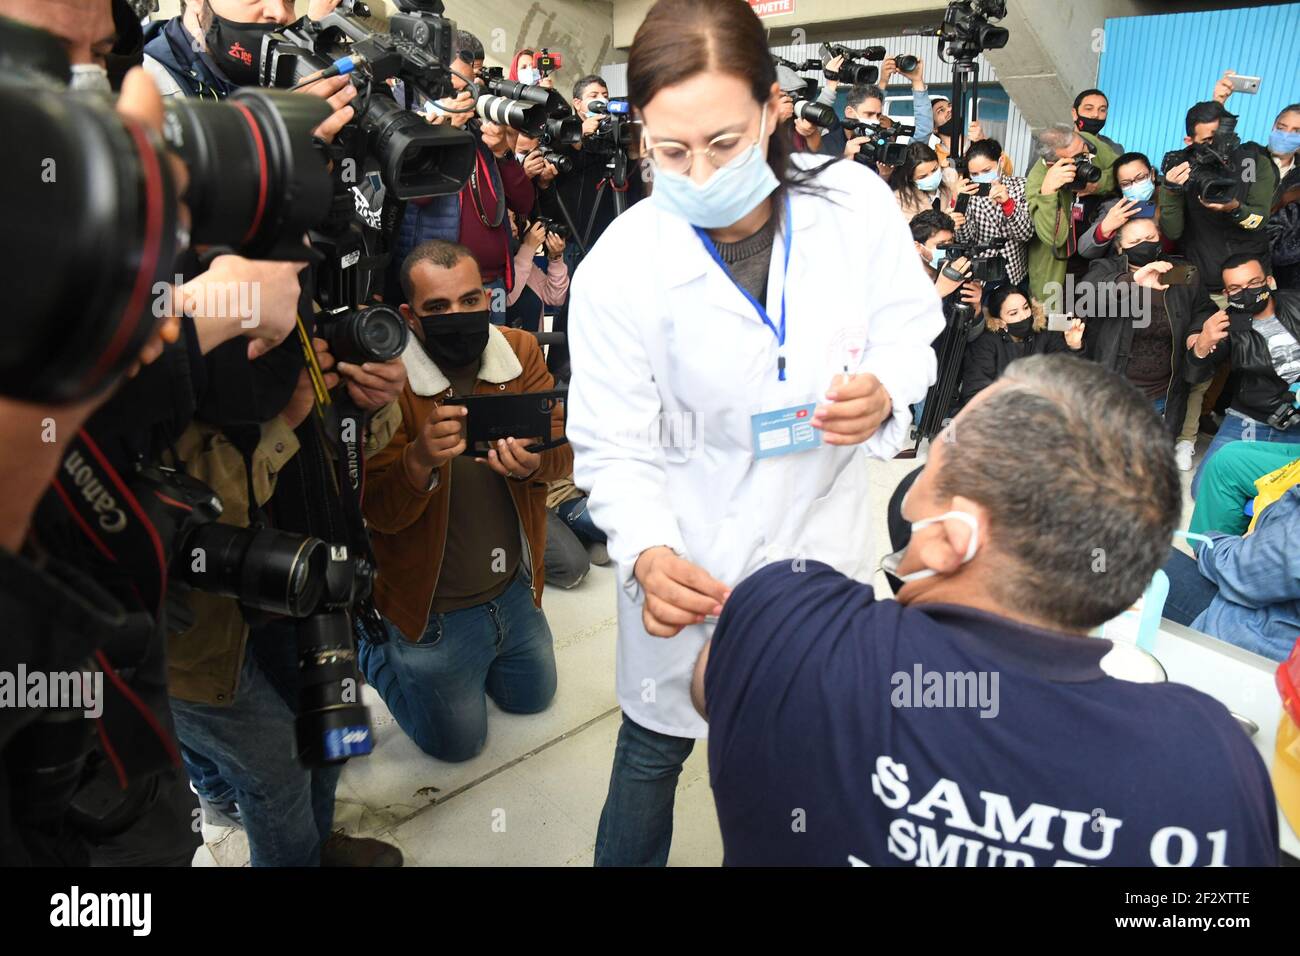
[1076,253,1217,436]
[1187,288,1300,428]
[959,325,1076,406]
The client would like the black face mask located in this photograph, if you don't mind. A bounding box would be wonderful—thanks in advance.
[1124,239,1163,268]
[1076,115,1106,136]
[203,6,282,86]
[416,309,491,370]
[936,116,956,137]
[1004,317,1035,338]
[1227,286,1272,315]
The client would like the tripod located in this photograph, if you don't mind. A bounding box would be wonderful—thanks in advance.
[909,9,997,451]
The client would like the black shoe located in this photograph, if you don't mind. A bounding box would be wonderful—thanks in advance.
[320,831,404,867]
[1199,413,1222,437]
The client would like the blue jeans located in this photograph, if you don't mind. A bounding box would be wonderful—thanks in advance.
[1193,412,1292,497]
[1160,548,1219,627]
[556,494,606,545]
[170,628,343,867]
[357,575,556,762]
[594,714,696,867]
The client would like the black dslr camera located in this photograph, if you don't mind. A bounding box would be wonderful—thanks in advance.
[843,120,915,167]
[1161,112,1243,205]
[939,239,1008,284]
[1066,153,1103,192]
[317,304,410,364]
[534,217,570,241]
[135,466,376,767]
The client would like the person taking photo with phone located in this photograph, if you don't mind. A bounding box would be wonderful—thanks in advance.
[358,240,573,762]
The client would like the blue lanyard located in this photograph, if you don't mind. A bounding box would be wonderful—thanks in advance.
[693,194,793,381]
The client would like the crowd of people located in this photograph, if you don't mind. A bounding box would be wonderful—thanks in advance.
[2,0,1297,871]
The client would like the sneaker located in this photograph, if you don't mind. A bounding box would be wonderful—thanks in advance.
[198,794,243,830]
[586,541,610,567]
[1174,440,1195,472]
[320,831,404,867]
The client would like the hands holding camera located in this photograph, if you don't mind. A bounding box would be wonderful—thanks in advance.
[1040,157,1078,195]
[281,338,408,430]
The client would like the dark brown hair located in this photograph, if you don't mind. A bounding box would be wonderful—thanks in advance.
[627,0,833,205]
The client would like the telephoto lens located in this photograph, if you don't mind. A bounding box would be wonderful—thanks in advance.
[1,19,182,404]
[895,53,919,73]
[793,98,839,130]
[162,89,335,261]
[295,548,376,767]
[475,93,549,135]
[182,523,331,618]
[318,305,410,365]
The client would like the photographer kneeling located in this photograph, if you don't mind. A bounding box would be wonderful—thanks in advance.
[692,354,1277,866]
[359,241,572,761]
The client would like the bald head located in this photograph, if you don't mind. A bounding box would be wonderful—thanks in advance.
[0,0,115,65]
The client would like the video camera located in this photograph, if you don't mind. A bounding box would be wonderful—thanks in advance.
[1161,112,1243,205]
[471,72,580,143]
[134,465,376,767]
[822,44,885,85]
[259,0,475,201]
[586,98,638,155]
[843,120,915,167]
[913,0,1009,67]
[938,238,1008,284]
[0,16,335,404]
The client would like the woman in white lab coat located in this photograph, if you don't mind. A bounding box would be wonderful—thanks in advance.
[566,0,946,866]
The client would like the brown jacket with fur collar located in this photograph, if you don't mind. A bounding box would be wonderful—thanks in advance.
[365,325,572,641]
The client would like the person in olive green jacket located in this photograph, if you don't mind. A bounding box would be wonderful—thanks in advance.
[1025,124,1118,309]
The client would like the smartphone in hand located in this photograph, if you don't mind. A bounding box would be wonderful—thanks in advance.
[1047,313,1075,333]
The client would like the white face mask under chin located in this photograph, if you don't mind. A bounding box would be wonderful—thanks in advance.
[69,64,112,94]
[880,490,982,584]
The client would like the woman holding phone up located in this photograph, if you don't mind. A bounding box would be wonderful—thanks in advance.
[566,0,945,866]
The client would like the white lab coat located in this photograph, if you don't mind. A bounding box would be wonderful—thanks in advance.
[566,154,945,738]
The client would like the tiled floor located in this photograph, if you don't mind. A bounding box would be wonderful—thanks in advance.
[195,436,1203,867]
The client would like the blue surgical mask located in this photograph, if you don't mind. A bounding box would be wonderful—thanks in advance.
[517,67,540,85]
[648,110,779,230]
[880,507,982,584]
[916,169,943,192]
[971,170,999,185]
[924,245,945,270]
[1270,129,1300,157]
[1122,177,1155,204]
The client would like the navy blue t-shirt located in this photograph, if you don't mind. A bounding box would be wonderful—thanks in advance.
[705,561,1278,867]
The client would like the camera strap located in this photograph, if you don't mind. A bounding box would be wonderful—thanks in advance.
[44,430,168,620]
[293,315,385,634]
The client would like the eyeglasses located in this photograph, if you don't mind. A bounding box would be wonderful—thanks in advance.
[1118,171,1152,189]
[1224,278,1268,296]
[643,110,765,177]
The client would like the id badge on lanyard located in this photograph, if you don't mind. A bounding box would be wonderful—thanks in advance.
[693,195,821,460]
